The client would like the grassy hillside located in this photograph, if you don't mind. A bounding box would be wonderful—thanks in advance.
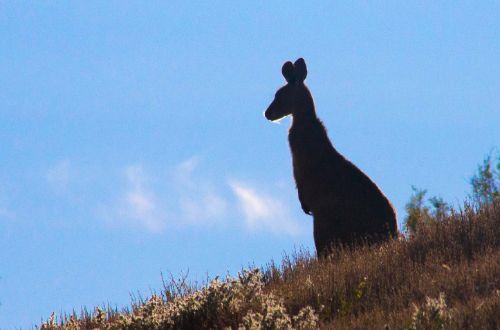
[39,200,500,329]
[39,154,500,329]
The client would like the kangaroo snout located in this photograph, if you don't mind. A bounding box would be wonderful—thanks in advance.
[264,107,275,121]
[264,99,290,122]
[264,104,278,121]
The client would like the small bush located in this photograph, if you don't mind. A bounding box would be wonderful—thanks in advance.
[470,152,500,206]
[408,293,452,330]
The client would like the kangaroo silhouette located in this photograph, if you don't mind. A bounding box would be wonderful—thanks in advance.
[264,58,398,257]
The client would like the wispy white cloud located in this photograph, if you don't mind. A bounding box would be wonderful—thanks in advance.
[173,157,228,225]
[100,157,301,236]
[229,181,301,236]
[47,159,71,190]
[124,165,167,232]
[102,165,166,233]
[174,156,200,184]
[101,158,229,233]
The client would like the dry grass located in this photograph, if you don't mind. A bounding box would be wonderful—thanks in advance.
[264,201,500,329]
[40,200,500,329]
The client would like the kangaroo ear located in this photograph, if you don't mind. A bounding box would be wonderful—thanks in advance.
[282,61,296,84]
[294,58,307,83]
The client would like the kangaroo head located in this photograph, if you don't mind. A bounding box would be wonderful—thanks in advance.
[265,58,312,121]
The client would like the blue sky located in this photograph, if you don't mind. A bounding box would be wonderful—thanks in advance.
[1,2,499,328]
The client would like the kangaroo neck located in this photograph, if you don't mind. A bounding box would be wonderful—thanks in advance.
[290,100,320,129]
[287,84,316,121]
[288,101,342,162]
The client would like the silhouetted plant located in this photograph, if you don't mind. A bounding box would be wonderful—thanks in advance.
[404,152,499,236]
[404,187,449,236]
[428,196,450,220]
[470,152,500,206]
[404,186,431,235]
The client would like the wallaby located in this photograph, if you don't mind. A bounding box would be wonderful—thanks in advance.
[264,58,398,257]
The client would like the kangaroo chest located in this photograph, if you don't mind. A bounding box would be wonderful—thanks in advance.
[289,122,330,183]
